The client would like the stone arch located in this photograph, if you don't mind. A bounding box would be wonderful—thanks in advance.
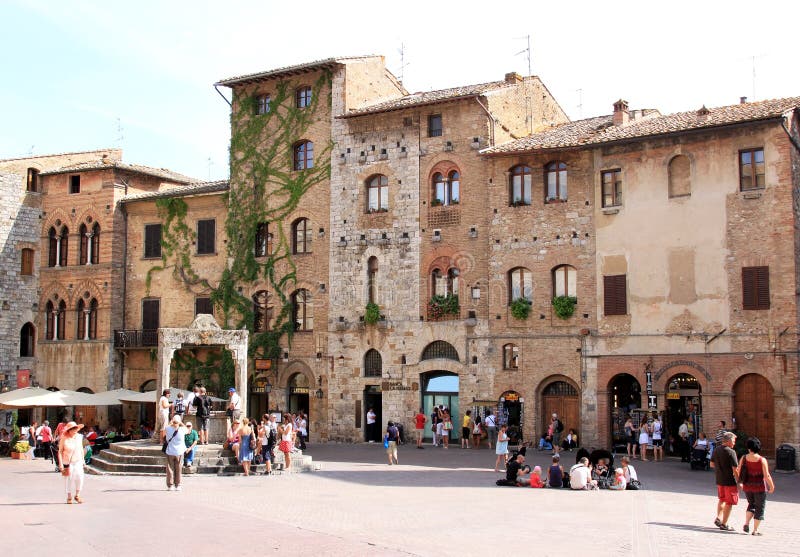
[654,360,711,389]
[667,153,692,198]
[421,340,460,362]
[40,282,72,306]
[415,358,463,377]
[720,365,780,395]
[536,374,581,437]
[74,207,102,228]
[277,360,315,388]
[72,279,105,307]
[42,208,73,233]
[357,163,393,184]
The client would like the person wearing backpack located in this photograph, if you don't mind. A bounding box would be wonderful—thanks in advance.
[173,392,186,419]
[551,413,564,453]
[192,387,212,445]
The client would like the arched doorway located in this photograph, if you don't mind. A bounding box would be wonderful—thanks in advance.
[609,373,642,447]
[541,380,579,438]
[287,373,309,417]
[665,373,702,445]
[74,387,96,428]
[249,374,272,421]
[421,372,459,442]
[499,390,524,443]
[733,374,774,454]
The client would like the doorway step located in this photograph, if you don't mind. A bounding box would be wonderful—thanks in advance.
[86,439,313,476]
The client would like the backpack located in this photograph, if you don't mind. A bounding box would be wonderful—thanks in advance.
[174,399,185,414]
[555,419,563,433]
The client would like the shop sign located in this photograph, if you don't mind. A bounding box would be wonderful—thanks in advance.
[647,394,658,408]
[255,359,271,370]
[290,387,309,395]
[666,392,681,400]
[17,370,30,388]
[382,381,411,391]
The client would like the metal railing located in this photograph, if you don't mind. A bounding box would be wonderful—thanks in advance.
[114,329,158,348]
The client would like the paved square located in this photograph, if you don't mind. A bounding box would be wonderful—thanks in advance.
[1,445,797,556]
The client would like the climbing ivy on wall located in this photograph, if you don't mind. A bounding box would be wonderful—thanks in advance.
[145,70,333,387]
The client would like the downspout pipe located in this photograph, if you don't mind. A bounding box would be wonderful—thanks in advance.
[214,85,232,108]
[474,96,496,146]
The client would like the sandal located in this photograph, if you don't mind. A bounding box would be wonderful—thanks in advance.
[719,524,735,531]
[743,524,749,533]
[752,532,762,536]
[74,495,83,504]
[66,496,73,505]
[714,518,722,528]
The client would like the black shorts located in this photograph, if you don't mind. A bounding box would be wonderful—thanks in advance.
[462,427,471,438]
[745,490,767,520]
[652,438,663,447]
[198,417,210,431]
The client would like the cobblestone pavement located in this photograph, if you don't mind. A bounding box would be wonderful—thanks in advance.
[1,443,798,556]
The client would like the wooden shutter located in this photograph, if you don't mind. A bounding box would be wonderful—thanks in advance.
[48,230,57,267]
[79,225,88,265]
[604,275,627,316]
[76,299,86,339]
[91,225,100,264]
[195,297,213,315]
[197,220,215,254]
[144,224,162,258]
[142,299,160,330]
[59,229,69,267]
[742,266,769,310]
[21,249,33,275]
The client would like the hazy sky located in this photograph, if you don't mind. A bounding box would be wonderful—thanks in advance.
[2,0,799,181]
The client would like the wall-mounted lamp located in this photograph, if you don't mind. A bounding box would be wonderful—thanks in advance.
[315,376,323,399]
[282,351,289,363]
[316,352,322,362]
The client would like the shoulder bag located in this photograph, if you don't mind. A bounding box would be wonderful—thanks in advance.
[738,455,749,484]
[249,430,256,450]
[162,427,180,454]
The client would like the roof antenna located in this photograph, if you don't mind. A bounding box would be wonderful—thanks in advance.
[514,35,532,76]
[115,117,124,148]
[514,35,533,133]
[576,88,583,119]
[396,42,410,86]
[207,156,213,181]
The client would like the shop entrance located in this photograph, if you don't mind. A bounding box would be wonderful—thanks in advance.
[608,373,642,447]
[138,380,156,429]
[733,373,774,454]
[287,373,309,417]
[541,380,579,439]
[665,373,702,449]
[364,385,382,442]
[499,391,524,443]
[421,372,459,442]
[248,374,271,420]
[74,387,96,428]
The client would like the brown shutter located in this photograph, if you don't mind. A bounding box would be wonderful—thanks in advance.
[604,275,627,316]
[743,266,769,310]
[197,220,215,254]
[59,228,69,267]
[48,230,57,267]
[142,299,160,330]
[91,225,100,264]
[77,300,86,339]
[21,249,33,275]
[195,297,213,315]
[80,226,88,265]
[145,224,162,258]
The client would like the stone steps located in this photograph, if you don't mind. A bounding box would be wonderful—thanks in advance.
[87,439,314,476]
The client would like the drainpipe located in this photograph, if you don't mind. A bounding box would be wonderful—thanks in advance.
[214,85,232,108]
[474,96,496,146]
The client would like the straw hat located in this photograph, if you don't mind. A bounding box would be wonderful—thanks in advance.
[65,421,84,432]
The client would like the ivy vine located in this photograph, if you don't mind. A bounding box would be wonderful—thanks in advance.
[144,70,333,390]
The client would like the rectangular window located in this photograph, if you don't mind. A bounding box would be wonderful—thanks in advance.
[601,169,622,207]
[742,266,769,310]
[428,114,442,137]
[26,168,39,192]
[21,248,34,275]
[69,175,80,194]
[603,274,627,316]
[254,222,271,257]
[197,219,216,255]
[142,299,160,330]
[144,224,162,258]
[195,297,214,316]
[256,94,270,115]
[739,148,765,191]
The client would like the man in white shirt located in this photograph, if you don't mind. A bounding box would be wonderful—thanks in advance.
[185,385,200,416]
[678,419,690,462]
[569,457,598,490]
[366,408,377,443]
[651,414,664,461]
[484,411,497,449]
[228,388,242,421]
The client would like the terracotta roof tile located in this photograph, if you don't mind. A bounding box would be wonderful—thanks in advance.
[341,80,514,117]
[483,96,800,155]
[216,55,382,87]
[41,159,199,184]
[119,180,229,203]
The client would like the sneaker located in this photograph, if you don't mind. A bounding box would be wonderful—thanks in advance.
[175,486,182,492]
[167,486,175,491]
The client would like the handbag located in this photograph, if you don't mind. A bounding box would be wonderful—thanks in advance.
[61,464,70,477]
[249,432,256,450]
[162,427,180,453]
[627,479,643,490]
[383,435,389,448]
[738,456,749,484]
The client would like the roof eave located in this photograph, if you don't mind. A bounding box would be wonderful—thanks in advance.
[215,61,341,88]
[338,93,485,119]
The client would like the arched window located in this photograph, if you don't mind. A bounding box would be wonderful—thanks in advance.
[668,155,691,198]
[20,323,35,357]
[59,226,69,267]
[421,341,459,362]
[509,165,532,206]
[430,265,459,297]
[252,290,272,332]
[432,170,460,206]
[45,300,55,340]
[366,175,389,212]
[364,349,382,377]
[502,343,519,369]
[293,140,314,170]
[296,86,312,108]
[292,289,313,331]
[545,161,567,202]
[367,256,378,304]
[89,298,98,339]
[48,227,58,267]
[292,218,312,254]
[91,223,100,264]
[77,297,98,340]
[57,300,66,340]
[508,267,533,303]
[552,264,577,299]
[254,222,272,257]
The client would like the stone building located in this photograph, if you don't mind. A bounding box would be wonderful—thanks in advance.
[484,97,800,452]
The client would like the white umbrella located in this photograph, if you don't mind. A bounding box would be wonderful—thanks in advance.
[0,388,94,408]
[118,387,224,403]
[89,388,141,406]
[0,387,53,407]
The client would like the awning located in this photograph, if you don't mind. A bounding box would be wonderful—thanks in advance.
[0,388,95,408]
[118,387,224,403]
[89,388,141,405]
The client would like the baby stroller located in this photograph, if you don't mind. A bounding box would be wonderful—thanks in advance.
[690,444,711,470]
[49,444,60,472]
[395,422,406,445]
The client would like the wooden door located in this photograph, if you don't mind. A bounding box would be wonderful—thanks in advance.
[74,406,97,429]
[733,374,774,453]
[542,381,580,436]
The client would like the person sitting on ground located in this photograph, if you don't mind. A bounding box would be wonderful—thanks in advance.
[529,465,544,488]
[506,454,530,486]
[608,468,626,490]
[548,455,564,488]
[569,457,598,490]
[0,428,9,442]
[561,429,578,451]
[620,456,639,489]
[538,431,553,451]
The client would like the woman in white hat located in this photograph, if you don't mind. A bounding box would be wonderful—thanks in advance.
[57,421,86,504]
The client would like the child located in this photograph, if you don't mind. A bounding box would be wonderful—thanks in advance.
[609,467,626,490]
[529,465,544,488]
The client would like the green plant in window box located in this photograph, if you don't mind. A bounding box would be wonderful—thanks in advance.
[428,294,459,319]
[510,297,532,320]
[552,295,578,319]
[430,199,443,207]
[449,199,460,205]
[364,302,381,325]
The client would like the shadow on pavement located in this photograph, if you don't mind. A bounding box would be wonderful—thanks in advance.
[0,502,64,506]
[101,489,166,493]
[648,522,738,534]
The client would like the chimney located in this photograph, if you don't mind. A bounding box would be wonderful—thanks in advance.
[740,96,747,104]
[505,72,523,84]
[613,99,629,126]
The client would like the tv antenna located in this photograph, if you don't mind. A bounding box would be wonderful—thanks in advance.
[207,156,213,180]
[397,42,411,86]
[514,35,532,76]
[115,117,124,147]
[576,88,583,118]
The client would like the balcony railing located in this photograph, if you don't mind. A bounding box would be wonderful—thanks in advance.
[114,329,158,348]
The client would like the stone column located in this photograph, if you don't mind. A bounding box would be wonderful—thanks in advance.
[155,342,177,436]
[85,232,93,265]
[229,345,248,418]
[83,310,91,340]
[54,236,61,267]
